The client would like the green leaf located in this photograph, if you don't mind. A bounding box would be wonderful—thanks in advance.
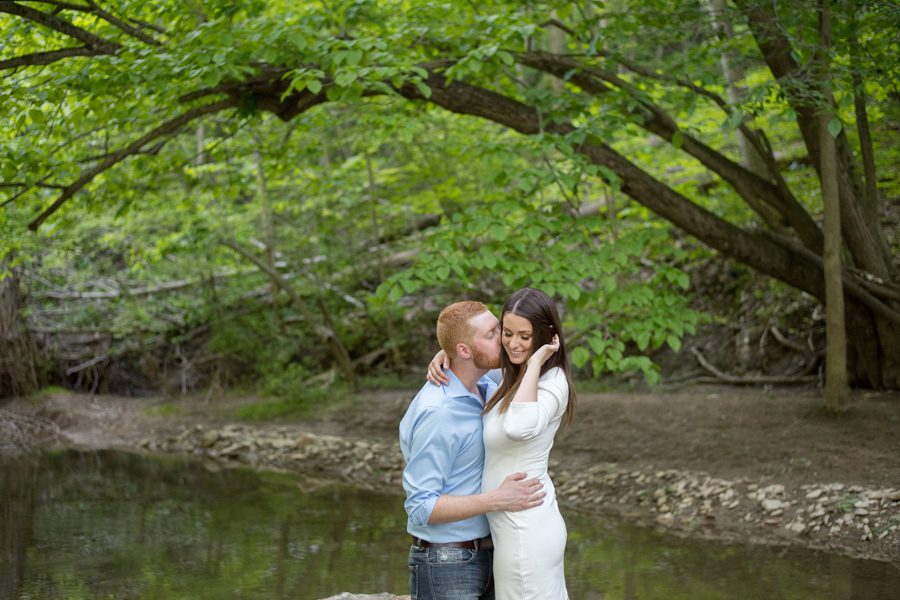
[413,80,432,99]
[306,79,322,94]
[588,335,607,355]
[481,249,498,269]
[335,71,358,87]
[827,117,842,137]
[570,346,590,368]
[671,130,684,149]
[399,277,421,293]
[345,50,363,66]
[666,334,681,352]
[635,331,651,351]
[288,33,308,51]
[492,227,508,242]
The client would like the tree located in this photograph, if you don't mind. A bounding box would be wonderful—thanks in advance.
[815,0,849,412]
[2,0,898,389]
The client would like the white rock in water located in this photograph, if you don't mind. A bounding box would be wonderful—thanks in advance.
[656,513,675,527]
[761,499,783,512]
[785,520,807,534]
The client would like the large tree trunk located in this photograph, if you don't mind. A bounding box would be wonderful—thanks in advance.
[0,259,40,398]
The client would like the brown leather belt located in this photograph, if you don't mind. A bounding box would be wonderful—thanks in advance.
[412,535,493,550]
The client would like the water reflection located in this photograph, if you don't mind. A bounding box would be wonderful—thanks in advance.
[0,451,897,599]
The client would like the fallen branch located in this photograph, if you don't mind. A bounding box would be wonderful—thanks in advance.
[65,353,108,376]
[769,326,812,355]
[689,346,819,385]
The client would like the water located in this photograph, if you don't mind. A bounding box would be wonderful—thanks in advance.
[1,450,897,599]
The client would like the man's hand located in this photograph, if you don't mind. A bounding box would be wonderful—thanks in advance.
[488,472,546,512]
[426,349,451,386]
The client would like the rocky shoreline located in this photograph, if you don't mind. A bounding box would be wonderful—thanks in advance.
[141,422,900,564]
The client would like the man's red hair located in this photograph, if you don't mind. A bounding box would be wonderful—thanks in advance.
[436,301,489,358]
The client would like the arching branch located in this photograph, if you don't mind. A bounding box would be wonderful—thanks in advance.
[28,98,235,230]
[515,51,824,254]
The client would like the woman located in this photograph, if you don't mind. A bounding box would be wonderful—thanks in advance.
[428,288,576,599]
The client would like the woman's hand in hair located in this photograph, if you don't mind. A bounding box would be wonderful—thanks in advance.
[527,335,559,369]
[426,349,451,386]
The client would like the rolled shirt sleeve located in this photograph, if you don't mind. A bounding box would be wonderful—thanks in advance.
[502,368,568,441]
[402,408,458,526]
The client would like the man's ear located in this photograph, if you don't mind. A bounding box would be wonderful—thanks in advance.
[456,342,472,360]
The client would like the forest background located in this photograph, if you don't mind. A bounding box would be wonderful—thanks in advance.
[1,0,898,414]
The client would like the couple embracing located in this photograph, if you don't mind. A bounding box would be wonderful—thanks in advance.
[400,287,577,599]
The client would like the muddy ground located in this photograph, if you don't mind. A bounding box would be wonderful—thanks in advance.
[7,383,900,565]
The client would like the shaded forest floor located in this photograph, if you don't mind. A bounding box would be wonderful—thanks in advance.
[7,383,900,564]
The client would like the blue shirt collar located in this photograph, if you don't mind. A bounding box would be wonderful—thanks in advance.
[442,368,494,406]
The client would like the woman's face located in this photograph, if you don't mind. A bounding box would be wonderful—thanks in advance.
[502,312,533,365]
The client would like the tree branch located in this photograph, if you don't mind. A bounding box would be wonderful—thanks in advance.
[516,51,824,253]
[26,1,93,11]
[0,45,105,70]
[28,98,235,230]
[81,1,163,46]
[0,1,120,50]
[20,0,163,45]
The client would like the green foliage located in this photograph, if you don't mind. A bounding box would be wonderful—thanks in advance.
[3,0,897,394]
[378,189,699,383]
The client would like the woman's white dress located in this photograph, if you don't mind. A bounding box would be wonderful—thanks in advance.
[482,367,569,600]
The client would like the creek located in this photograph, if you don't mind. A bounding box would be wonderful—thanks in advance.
[1,450,896,599]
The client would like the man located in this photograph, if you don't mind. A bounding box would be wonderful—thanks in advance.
[400,300,545,599]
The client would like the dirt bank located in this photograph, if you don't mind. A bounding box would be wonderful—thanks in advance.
[7,384,900,564]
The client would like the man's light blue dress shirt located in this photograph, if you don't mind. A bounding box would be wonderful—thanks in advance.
[399,369,499,543]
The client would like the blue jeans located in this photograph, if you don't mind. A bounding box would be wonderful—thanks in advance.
[408,544,494,600]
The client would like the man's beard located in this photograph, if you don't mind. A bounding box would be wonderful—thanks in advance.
[472,346,500,370]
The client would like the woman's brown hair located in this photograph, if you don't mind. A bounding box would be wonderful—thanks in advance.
[483,288,576,425]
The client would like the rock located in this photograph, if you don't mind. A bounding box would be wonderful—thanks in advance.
[761,499,783,512]
[201,431,219,447]
[805,489,824,500]
[656,513,674,527]
[785,520,807,534]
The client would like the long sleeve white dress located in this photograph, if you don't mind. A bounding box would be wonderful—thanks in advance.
[481,367,569,600]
